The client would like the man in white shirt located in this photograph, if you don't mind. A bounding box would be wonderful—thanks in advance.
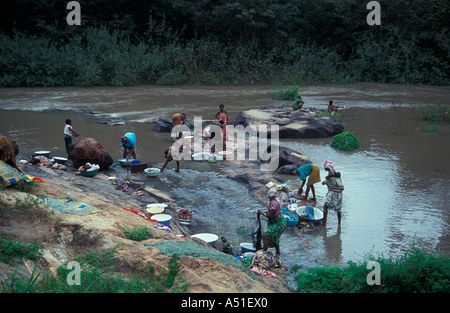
[64,119,79,155]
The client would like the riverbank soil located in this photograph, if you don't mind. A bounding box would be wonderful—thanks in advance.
[0,162,290,293]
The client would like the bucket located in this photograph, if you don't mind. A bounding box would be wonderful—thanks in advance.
[177,209,193,225]
[152,214,172,227]
[146,206,165,217]
[240,242,257,254]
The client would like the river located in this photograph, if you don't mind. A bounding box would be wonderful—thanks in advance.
[1,83,449,289]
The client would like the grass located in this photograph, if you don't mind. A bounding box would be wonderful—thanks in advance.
[0,234,42,264]
[330,132,360,151]
[271,85,300,101]
[294,246,450,293]
[318,110,343,122]
[122,226,153,242]
[419,105,449,123]
[1,247,189,293]
[0,193,53,229]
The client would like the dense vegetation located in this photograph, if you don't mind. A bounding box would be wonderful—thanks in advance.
[330,131,361,151]
[0,0,449,87]
[294,245,450,293]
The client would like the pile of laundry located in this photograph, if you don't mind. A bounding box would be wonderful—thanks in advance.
[242,250,282,278]
[111,177,129,192]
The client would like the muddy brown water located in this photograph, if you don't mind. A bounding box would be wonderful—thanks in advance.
[1,83,449,288]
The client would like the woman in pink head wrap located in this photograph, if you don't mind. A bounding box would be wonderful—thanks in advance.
[322,160,344,226]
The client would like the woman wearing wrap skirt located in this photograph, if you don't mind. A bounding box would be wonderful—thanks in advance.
[291,163,321,201]
[322,160,344,225]
[258,188,286,255]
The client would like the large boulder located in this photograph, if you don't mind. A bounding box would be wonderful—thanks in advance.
[67,137,113,170]
[260,145,312,174]
[233,104,344,138]
[152,118,216,133]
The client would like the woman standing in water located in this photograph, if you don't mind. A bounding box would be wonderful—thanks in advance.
[258,188,287,255]
[322,160,344,226]
[215,104,228,148]
[291,163,321,201]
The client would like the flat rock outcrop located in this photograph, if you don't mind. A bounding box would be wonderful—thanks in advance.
[233,104,344,138]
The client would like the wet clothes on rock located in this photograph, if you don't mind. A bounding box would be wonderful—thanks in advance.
[279,191,290,209]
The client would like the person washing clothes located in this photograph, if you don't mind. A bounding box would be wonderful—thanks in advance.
[327,100,340,113]
[291,163,321,201]
[121,132,136,159]
[64,119,79,155]
[257,188,286,255]
[172,113,186,126]
[322,160,344,226]
[161,132,187,173]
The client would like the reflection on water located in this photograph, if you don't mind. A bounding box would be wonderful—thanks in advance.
[1,83,449,288]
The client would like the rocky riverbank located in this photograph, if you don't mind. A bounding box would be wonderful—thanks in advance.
[152,103,344,139]
[232,104,344,138]
[0,160,292,293]
[1,103,329,293]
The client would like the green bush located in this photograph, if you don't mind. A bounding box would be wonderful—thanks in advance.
[271,85,300,101]
[318,110,343,122]
[122,226,153,242]
[0,0,448,86]
[295,246,450,293]
[0,235,42,264]
[419,105,449,123]
[330,132,360,151]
